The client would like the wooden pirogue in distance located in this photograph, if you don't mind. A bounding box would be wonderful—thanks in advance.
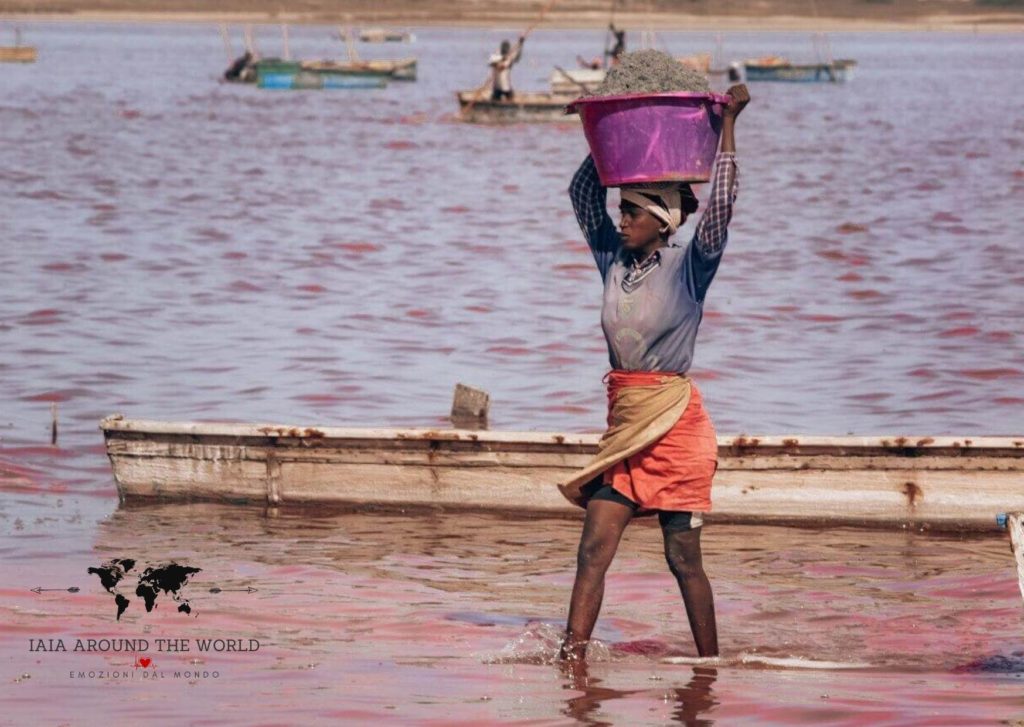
[100,416,1024,531]
[0,28,36,63]
[741,56,857,83]
[456,91,578,124]
[0,46,35,62]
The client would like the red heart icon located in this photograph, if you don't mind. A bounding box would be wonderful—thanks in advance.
[139,657,152,668]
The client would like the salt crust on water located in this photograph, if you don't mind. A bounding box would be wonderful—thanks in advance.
[592,49,712,96]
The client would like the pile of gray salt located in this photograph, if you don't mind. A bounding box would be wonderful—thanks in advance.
[591,49,711,96]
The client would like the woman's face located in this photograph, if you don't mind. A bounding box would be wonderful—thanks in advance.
[619,202,674,251]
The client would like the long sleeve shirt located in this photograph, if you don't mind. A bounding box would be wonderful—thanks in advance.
[569,152,738,373]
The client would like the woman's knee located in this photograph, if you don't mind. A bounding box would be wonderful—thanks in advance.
[576,534,616,575]
[664,538,704,580]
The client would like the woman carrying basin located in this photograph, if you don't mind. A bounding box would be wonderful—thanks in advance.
[559,50,749,661]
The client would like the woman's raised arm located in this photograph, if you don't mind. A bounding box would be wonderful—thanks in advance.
[569,155,621,280]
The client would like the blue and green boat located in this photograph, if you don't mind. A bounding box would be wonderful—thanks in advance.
[255,59,387,90]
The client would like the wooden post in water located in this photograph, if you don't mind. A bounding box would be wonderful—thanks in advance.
[243,25,256,58]
[341,23,359,62]
[281,24,291,61]
[50,403,58,446]
[450,384,490,430]
[218,23,233,64]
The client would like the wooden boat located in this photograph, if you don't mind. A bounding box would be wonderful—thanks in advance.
[0,45,36,63]
[676,53,712,73]
[359,28,415,43]
[457,91,576,124]
[301,58,417,82]
[100,415,1024,531]
[225,57,413,85]
[742,56,857,83]
[549,68,604,97]
[248,58,414,83]
[257,64,386,90]
[1,28,36,63]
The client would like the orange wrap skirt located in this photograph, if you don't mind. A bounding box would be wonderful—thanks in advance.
[603,371,718,512]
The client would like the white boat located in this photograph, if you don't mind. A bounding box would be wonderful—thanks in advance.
[101,415,1024,530]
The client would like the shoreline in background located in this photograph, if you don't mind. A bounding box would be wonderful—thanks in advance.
[2,10,1023,32]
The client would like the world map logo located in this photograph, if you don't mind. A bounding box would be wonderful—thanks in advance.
[87,558,202,621]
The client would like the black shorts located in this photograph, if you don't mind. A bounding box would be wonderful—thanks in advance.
[587,483,702,534]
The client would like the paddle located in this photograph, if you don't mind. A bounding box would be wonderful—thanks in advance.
[218,23,234,66]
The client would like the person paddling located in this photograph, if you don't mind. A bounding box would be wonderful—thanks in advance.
[489,37,525,101]
[560,84,750,661]
[606,23,626,66]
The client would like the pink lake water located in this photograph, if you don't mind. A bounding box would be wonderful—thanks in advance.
[1,23,1023,724]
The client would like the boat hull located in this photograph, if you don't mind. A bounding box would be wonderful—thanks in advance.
[360,29,414,43]
[457,91,575,124]
[257,69,386,90]
[100,417,1024,530]
[743,59,856,83]
[548,68,605,97]
[302,58,418,81]
[246,58,415,86]
[0,46,36,63]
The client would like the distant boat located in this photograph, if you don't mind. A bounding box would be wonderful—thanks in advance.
[456,90,575,124]
[0,28,35,63]
[257,62,386,90]
[742,56,857,83]
[676,52,712,73]
[222,24,417,85]
[549,68,604,97]
[359,27,415,43]
[301,57,417,81]
[0,46,34,63]
[230,58,414,86]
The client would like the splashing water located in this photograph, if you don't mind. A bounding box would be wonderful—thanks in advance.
[662,654,871,670]
[483,622,611,665]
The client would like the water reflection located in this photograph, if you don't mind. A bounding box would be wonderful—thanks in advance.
[560,657,718,726]
[0,500,1021,723]
[671,667,718,726]
[89,500,1024,676]
[4,28,1023,450]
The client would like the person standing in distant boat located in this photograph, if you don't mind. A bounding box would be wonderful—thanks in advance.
[490,37,525,101]
[559,85,751,662]
[606,24,626,66]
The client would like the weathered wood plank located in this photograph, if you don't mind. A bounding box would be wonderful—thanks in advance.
[109,455,268,500]
[104,438,1024,472]
[107,454,1024,526]
[100,417,1024,454]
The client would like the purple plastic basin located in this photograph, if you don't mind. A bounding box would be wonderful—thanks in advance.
[571,92,731,186]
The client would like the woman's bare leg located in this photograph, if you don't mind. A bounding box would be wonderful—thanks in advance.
[560,497,634,659]
[663,526,718,657]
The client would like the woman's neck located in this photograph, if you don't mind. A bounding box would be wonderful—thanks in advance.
[634,239,667,264]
